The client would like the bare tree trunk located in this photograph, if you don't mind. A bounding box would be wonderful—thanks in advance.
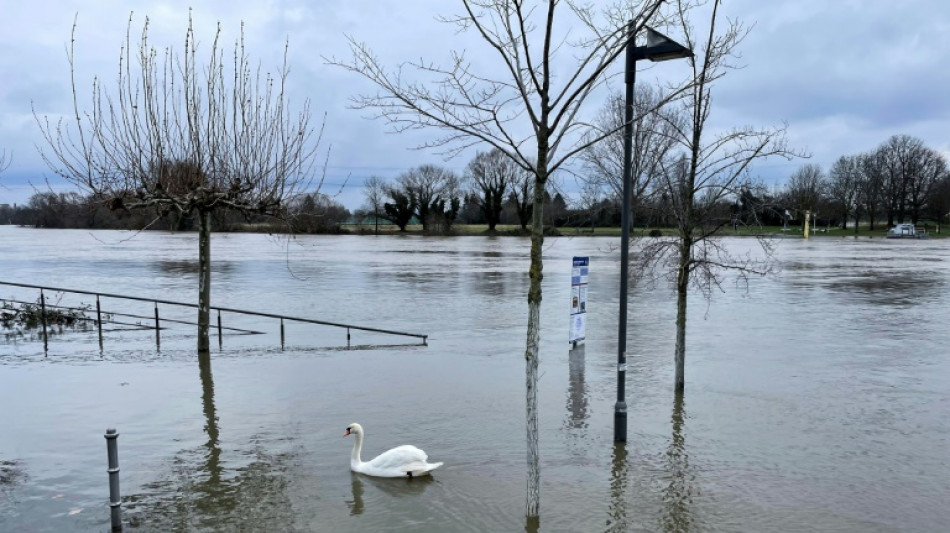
[524,171,545,518]
[674,241,689,392]
[198,209,211,353]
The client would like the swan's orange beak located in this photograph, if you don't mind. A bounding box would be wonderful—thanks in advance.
[343,428,351,437]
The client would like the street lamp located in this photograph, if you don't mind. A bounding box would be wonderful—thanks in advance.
[615,23,692,443]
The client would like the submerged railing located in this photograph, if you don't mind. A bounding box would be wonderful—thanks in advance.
[0,280,427,352]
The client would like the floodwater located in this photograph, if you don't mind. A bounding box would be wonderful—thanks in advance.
[1,226,948,532]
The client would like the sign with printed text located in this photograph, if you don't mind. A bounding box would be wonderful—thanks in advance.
[569,256,589,344]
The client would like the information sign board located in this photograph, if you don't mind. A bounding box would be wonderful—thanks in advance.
[569,256,589,344]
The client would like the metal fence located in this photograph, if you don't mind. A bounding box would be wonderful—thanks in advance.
[0,280,427,353]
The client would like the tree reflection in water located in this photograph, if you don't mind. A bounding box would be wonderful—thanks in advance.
[123,352,294,530]
[660,391,695,533]
[606,442,628,532]
[194,351,226,512]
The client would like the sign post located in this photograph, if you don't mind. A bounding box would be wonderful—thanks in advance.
[569,257,589,347]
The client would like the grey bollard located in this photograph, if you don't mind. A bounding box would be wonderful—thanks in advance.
[96,295,104,351]
[40,288,49,353]
[104,428,122,531]
[154,303,161,348]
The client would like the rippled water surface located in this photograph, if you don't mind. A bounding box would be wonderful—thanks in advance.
[1,226,949,532]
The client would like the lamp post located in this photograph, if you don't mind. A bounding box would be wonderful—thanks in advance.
[615,23,692,443]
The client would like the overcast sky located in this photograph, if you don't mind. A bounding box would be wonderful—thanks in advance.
[1,0,948,210]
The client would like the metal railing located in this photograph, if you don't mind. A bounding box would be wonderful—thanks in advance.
[1,280,428,352]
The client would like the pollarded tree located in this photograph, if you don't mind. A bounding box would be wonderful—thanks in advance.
[396,164,459,232]
[430,196,463,233]
[467,148,519,231]
[330,0,687,518]
[35,14,324,353]
[383,187,416,231]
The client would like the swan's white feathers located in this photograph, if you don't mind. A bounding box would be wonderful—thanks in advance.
[365,445,427,470]
[346,423,443,478]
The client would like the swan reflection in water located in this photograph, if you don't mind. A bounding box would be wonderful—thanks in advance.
[346,472,435,516]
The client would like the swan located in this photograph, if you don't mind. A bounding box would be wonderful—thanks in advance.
[343,423,443,478]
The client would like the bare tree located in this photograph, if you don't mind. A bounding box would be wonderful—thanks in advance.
[289,193,350,233]
[927,173,950,226]
[857,150,886,231]
[362,175,388,233]
[641,0,801,393]
[827,156,861,230]
[383,186,416,231]
[330,0,682,517]
[0,150,9,197]
[580,85,681,213]
[35,14,324,353]
[397,164,459,232]
[785,163,825,224]
[467,148,519,231]
[874,134,945,226]
[903,143,946,225]
[577,178,608,231]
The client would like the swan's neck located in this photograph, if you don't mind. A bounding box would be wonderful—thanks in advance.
[350,431,364,468]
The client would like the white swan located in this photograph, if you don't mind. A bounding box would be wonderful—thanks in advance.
[343,423,443,478]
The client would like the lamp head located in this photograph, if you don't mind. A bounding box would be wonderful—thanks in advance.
[641,27,693,62]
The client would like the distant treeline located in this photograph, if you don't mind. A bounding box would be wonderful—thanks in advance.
[5,133,949,234]
[0,191,350,233]
[0,189,572,233]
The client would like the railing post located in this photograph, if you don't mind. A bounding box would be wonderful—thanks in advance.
[154,302,160,349]
[104,428,122,531]
[217,309,222,349]
[347,327,351,348]
[96,295,104,351]
[280,318,285,350]
[40,288,49,354]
